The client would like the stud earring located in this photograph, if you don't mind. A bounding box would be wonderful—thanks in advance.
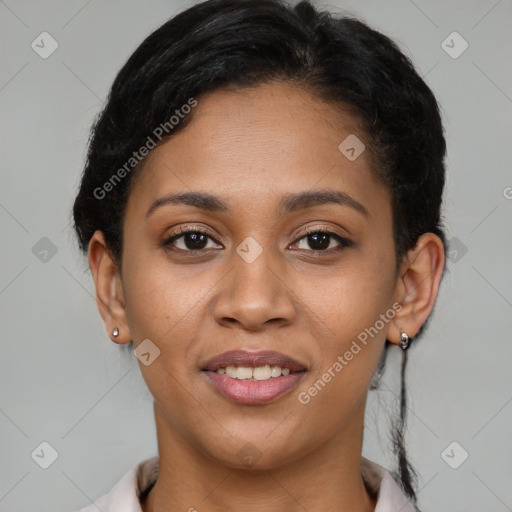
[112,327,119,338]
[399,332,410,350]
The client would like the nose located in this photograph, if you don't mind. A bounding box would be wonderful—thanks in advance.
[213,246,296,331]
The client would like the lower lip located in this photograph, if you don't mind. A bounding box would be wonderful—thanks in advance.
[203,371,305,405]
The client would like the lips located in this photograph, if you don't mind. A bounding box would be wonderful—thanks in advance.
[201,350,307,373]
[201,350,307,405]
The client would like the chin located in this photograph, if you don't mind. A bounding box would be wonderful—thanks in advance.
[194,426,310,471]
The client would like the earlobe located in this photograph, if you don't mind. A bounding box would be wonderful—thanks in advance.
[388,233,445,345]
[88,230,131,344]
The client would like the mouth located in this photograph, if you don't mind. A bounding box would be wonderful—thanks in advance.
[201,350,307,405]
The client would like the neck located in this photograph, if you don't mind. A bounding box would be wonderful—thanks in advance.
[142,403,376,512]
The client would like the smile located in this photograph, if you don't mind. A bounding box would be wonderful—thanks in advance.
[216,365,291,380]
[201,350,307,405]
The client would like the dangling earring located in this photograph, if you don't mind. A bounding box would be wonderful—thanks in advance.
[399,332,410,350]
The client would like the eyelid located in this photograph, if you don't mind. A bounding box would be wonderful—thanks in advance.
[292,224,351,243]
[294,224,346,238]
[164,224,223,244]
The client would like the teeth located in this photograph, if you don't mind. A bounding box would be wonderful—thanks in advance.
[216,365,292,380]
[236,366,253,380]
[253,365,272,380]
[270,365,281,378]
[226,366,237,378]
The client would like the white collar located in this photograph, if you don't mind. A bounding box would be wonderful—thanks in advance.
[74,455,417,512]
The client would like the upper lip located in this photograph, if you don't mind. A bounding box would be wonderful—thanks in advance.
[201,350,307,372]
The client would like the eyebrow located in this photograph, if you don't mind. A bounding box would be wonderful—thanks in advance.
[145,189,370,218]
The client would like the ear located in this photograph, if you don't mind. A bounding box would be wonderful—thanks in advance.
[88,230,131,344]
[387,233,445,345]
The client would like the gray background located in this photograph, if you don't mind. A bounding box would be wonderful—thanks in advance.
[1,0,511,511]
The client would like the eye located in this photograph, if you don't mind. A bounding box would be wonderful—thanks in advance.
[290,228,352,253]
[163,228,223,252]
[163,226,352,254]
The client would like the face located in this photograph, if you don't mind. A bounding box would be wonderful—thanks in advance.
[115,81,401,468]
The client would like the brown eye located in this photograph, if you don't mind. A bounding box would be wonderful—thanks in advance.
[291,229,352,253]
[163,229,222,252]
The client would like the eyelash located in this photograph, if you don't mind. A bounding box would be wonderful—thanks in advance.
[162,226,352,255]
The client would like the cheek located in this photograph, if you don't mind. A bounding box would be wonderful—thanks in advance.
[121,258,208,417]
[294,288,391,439]
[296,246,396,394]
[302,249,395,342]
[122,246,203,339]
[121,249,230,402]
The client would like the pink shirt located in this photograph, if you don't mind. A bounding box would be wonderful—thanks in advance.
[74,456,417,512]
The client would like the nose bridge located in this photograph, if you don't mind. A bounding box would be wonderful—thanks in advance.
[214,237,295,329]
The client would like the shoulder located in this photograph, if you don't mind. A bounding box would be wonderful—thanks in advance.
[361,456,417,512]
[71,456,159,512]
[72,455,415,512]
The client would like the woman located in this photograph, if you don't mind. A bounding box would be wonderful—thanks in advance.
[72,0,446,510]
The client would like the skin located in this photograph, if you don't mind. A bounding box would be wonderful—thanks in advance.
[88,81,445,512]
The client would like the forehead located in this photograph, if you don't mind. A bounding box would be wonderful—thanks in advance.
[126,81,389,217]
